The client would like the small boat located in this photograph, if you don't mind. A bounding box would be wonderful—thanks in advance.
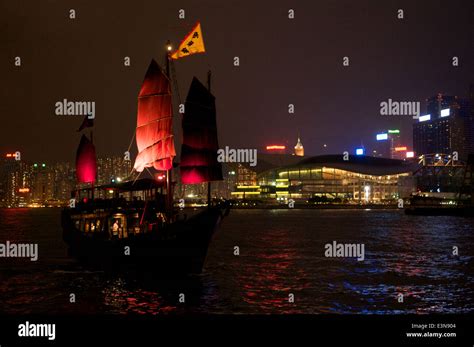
[405,195,473,216]
[405,154,473,217]
[62,42,230,275]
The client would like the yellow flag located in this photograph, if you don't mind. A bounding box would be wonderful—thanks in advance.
[170,22,206,60]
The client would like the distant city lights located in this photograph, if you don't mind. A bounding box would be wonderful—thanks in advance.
[406,151,415,158]
[440,108,450,118]
[356,148,365,155]
[419,114,431,122]
[5,152,20,159]
[376,133,388,141]
[266,145,286,150]
[387,129,400,134]
[394,146,407,152]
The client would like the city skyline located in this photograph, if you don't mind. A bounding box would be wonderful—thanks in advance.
[0,0,472,163]
[0,2,473,343]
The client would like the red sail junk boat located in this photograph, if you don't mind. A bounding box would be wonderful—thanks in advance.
[61,45,230,275]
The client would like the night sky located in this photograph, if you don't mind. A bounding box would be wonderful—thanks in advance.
[0,0,472,163]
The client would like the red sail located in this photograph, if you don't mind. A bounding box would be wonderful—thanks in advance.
[134,59,176,172]
[180,77,223,184]
[75,134,97,183]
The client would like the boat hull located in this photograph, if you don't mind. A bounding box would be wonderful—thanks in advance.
[61,207,227,275]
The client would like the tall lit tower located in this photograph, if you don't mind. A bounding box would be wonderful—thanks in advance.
[294,135,304,156]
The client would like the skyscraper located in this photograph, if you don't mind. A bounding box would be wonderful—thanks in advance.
[413,91,473,160]
[31,163,54,203]
[0,153,32,207]
[294,136,304,156]
[97,156,132,185]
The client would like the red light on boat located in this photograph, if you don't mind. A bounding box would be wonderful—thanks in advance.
[266,145,286,150]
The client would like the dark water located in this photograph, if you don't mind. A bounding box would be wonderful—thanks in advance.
[0,208,473,315]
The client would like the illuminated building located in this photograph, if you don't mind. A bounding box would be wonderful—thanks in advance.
[51,162,75,202]
[97,156,132,185]
[173,162,239,201]
[375,130,403,159]
[413,93,472,160]
[31,162,54,203]
[0,154,32,207]
[237,163,257,186]
[388,130,402,159]
[231,155,418,203]
[294,136,304,156]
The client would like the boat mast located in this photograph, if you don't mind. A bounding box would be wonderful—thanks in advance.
[207,70,212,208]
[165,41,173,220]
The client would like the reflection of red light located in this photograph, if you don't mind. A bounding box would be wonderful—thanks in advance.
[266,145,286,150]
[395,147,407,152]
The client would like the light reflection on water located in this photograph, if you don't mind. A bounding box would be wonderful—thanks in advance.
[0,208,473,314]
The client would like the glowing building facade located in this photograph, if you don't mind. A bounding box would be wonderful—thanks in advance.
[231,155,418,203]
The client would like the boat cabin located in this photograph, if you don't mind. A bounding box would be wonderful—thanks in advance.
[70,178,171,239]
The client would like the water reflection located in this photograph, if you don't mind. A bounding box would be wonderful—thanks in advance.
[0,208,473,314]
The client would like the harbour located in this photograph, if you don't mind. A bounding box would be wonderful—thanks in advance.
[0,208,472,315]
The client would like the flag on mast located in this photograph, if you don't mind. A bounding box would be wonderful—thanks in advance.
[170,22,205,60]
